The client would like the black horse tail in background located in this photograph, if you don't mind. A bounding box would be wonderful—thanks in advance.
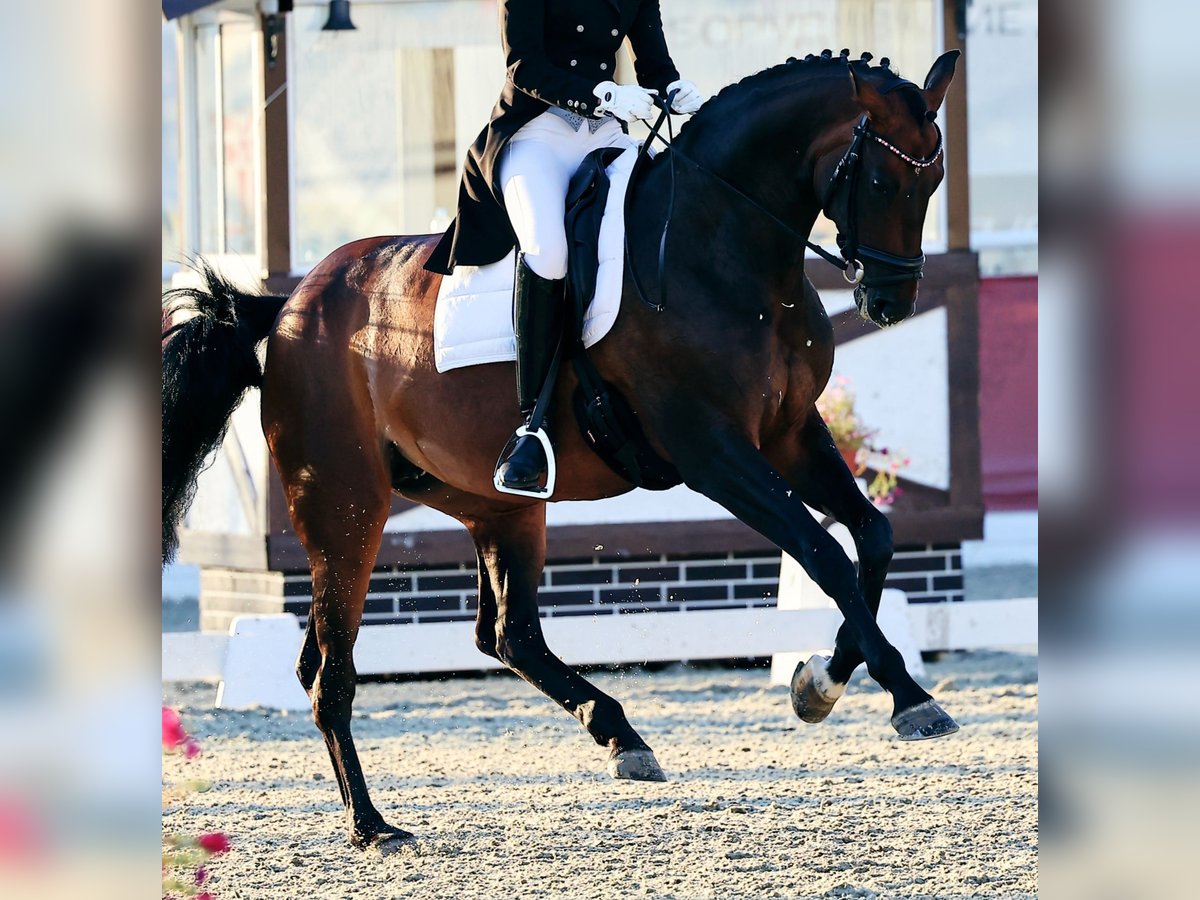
[161,263,286,563]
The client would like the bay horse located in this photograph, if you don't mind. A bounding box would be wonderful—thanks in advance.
[162,49,961,848]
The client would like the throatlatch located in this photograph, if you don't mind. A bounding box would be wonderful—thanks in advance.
[494,252,566,498]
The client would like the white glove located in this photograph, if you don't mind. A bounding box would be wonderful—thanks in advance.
[666,79,704,114]
[592,81,658,122]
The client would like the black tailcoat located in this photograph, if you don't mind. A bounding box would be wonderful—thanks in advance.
[424,0,679,275]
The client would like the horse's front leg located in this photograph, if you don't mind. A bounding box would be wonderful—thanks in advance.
[767,411,937,730]
[667,419,957,738]
[466,506,666,781]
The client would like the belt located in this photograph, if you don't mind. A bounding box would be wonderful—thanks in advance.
[547,105,607,134]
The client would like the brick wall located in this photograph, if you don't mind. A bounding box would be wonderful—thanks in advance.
[203,542,964,631]
[884,543,964,604]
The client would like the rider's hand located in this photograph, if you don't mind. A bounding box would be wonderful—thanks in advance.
[666,79,705,115]
[592,81,659,123]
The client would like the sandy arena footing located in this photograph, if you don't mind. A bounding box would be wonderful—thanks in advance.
[163,650,1037,899]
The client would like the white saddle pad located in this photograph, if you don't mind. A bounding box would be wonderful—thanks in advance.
[434,145,638,373]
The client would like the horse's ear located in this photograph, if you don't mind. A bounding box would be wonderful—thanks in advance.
[847,63,891,123]
[922,49,960,114]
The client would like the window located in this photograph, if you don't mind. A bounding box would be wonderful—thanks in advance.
[965,0,1038,274]
[163,21,182,278]
[186,14,263,266]
[221,25,258,255]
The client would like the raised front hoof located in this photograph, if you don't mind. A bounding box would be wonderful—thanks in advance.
[891,699,960,741]
[607,748,667,782]
[789,655,845,724]
[349,821,415,851]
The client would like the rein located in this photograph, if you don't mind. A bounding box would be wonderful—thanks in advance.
[625,100,942,311]
[624,92,680,313]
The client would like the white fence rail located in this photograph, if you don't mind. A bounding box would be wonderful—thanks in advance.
[162,596,1037,710]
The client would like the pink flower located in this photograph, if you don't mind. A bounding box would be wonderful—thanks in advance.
[162,707,187,750]
[197,832,231,855]
[183,739,202,760]
[195,866,209,884]
[197,894,214,900]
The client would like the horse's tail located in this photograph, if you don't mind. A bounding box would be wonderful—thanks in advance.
[161,262,288,564]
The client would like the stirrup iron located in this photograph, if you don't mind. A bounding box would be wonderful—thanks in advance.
[493,424,557,499]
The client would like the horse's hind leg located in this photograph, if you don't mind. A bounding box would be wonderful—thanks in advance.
[296,616,350,808]
[274,435,411,847]
[467,506,665,781]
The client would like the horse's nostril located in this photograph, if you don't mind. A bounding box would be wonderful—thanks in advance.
[867,294,910,326]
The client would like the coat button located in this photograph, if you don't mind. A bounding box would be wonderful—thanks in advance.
[611,29,619,36]
[600,63,608,71]
[577,25,584,32]
[570,59,577,66]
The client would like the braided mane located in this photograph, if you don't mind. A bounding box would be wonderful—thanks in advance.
[674,50,924,145]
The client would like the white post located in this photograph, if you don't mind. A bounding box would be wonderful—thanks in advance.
[770,513,925,685]
[216,614,310,711]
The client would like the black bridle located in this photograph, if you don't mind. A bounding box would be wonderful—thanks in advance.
[820,113,943,288]
[625,98,943,312]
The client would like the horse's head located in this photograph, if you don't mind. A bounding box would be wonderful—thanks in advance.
[813,51,960,327]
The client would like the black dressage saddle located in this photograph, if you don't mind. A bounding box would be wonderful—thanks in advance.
[559,147,681,492]
[564,146,624,311]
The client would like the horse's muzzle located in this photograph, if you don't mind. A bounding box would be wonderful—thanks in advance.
[856,283,916,328]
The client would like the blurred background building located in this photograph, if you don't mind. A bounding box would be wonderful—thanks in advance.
[160,0,1035,648]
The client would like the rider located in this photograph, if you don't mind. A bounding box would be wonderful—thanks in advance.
[424,0,703,495]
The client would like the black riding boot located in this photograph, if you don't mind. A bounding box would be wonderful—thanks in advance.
[495,252,565,493]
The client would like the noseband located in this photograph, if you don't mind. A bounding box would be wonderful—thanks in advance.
[819,113,943,288]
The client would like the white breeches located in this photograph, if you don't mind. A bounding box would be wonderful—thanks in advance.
[499,111,636,280]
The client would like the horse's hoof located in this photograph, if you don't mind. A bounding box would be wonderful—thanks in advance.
[350,823,415,850]
[607,749,667,782]
[789,654,846,724]
[891,699,960,741]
